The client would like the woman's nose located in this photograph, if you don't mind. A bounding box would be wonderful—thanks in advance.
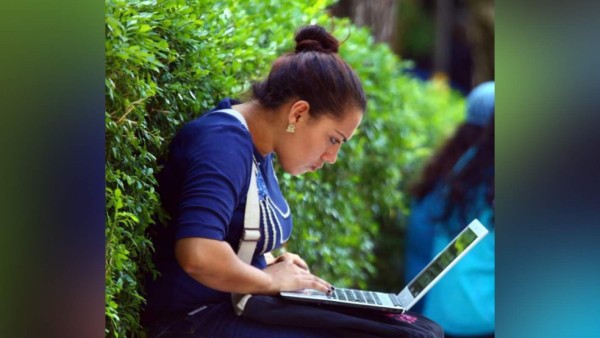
[321,147,339,164]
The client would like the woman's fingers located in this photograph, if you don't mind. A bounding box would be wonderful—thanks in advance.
[301,274,332,294]
[276,252,310,271]
[264,259,331,294]
[290,264,331,293]
[290,254,309,271]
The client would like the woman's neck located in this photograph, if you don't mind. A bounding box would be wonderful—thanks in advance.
[232,101,277,157]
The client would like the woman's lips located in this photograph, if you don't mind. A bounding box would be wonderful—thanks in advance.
[310,163,323,172]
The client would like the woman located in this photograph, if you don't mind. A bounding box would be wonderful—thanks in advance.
[143,25,366,337]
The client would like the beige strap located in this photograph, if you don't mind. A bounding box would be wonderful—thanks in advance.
[237,160,261,264]
[215,109,261,315]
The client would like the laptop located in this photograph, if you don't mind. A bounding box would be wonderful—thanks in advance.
[280,218,489,313]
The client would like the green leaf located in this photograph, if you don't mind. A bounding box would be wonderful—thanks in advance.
[139,24,152,33]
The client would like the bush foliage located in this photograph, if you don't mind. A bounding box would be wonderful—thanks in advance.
[105,0,463,336]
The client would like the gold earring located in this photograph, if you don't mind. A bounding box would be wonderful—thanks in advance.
[286,123,296,133]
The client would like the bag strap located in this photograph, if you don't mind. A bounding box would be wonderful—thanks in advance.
[450,145,478,176]
[214,108,249,129]
[213,109,260,262]
[232,157,259,315]
[213,109,261,315]
[238,158,261,263]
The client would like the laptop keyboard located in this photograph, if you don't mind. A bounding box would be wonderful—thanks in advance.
[328,288,390,305]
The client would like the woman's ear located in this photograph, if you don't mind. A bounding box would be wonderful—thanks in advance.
[287,100,310,125]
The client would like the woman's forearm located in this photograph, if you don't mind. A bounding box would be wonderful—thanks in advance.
[175,237,274,294]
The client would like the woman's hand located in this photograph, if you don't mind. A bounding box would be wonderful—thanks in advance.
[271,252,310,272]
[263,253,332,294]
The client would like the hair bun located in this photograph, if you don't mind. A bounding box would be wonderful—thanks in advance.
[294,25,339,54]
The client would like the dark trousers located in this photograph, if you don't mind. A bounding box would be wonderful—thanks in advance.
[147,301,340,338]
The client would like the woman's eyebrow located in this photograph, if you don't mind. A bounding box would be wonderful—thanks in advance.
[334,129,348,142]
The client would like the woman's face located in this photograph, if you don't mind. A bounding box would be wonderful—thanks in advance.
[276,103,363,176]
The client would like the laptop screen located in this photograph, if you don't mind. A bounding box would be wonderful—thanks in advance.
[407,225,478,297]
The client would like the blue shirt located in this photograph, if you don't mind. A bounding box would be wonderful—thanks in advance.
[145,98,293,317]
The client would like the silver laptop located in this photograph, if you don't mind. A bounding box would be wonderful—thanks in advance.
[280,218,489,313]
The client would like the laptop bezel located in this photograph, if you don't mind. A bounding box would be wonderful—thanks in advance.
[396,218,489,310]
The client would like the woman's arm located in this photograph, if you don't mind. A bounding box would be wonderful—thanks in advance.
[176,237,331,294]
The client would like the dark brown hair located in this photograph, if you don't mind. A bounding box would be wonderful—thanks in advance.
[409,119,495,223]
[252,25,366,120]
[409,123,485,199]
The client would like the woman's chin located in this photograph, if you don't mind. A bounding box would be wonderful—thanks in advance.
[283,166,309,176]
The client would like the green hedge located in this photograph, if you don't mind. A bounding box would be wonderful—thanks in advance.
[105,0,463,336]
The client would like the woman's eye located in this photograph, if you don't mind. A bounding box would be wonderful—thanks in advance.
[330,137,340,145]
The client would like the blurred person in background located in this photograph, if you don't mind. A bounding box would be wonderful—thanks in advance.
[405,81,495,338]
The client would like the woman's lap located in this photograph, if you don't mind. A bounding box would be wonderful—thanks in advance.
[150,302,340,338]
